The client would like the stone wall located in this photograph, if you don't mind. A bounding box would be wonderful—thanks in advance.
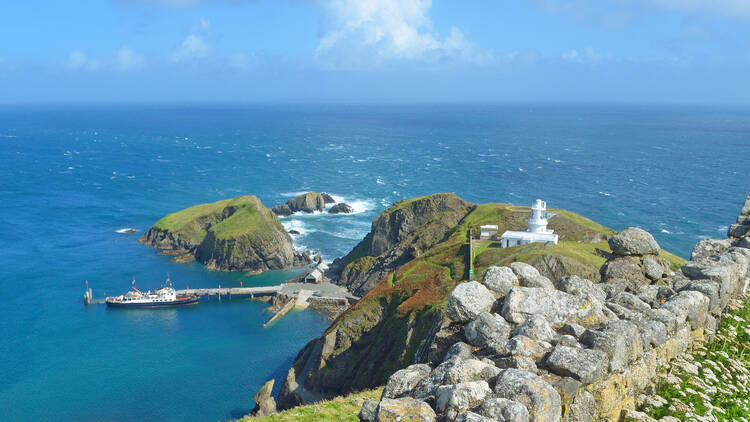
[359,195,750,422]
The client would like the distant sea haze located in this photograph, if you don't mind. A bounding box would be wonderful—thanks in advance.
[0,103,748,421]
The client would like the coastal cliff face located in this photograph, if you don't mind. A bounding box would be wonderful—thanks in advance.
[332,193,475,297]
[140,195,310,272]
[274,193,662,410]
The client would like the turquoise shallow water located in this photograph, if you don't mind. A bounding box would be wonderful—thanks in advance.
[1,104,749,421]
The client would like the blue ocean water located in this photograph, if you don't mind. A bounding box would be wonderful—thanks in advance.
[1,104,748,421]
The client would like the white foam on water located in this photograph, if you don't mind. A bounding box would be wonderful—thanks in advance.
[661,229,671,234]
[376,177,385,185]
[115,228,138,234]
[282,219,309,236]
[280,191,309,198]
[599,192,612,197]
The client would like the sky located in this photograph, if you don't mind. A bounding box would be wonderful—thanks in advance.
[1,0,749,103]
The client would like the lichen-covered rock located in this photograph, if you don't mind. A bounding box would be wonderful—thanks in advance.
[559,323,586,338]
[580,320,644,372]
[513,314,556,343]
[510,262,555,289]
[435,381,491,413]
[464,312,512,353]
[505,335,552,363]
[501,287,611,327]
[360,400,379,422]
[642,255,665,280]
[376,397,436,422]
[445,342,474,362]
[482,266,517,297]
[494,369,562,422]
[478,397,530,422]
[553,334,581,348]
[381,364,432,399]
[554,276,606,303]
[609,292,652,313]
[742,195,750,216]
[510,262,541,282]
[691,238,733,261]
[543,345,607,385]
[415,358,501,399]
[600,256,646,283]
[456,411,494,422]
[608,227,661,256]
[679,280,721,314]
[447,281,496,323]
[660,290,709,330]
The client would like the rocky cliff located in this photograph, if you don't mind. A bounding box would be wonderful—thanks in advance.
[140,195,310,272]
[359,195,750,422]
[332,193,475,297]
[273,193,669,411]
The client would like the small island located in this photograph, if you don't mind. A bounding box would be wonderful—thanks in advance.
[139,195,311,272]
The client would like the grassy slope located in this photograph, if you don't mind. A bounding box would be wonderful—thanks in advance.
[242,389,382,422]
[152,195,281,243]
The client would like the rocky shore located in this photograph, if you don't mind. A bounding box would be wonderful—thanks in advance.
[358,195,750,422]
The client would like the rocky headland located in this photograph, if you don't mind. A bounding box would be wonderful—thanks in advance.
[353,195,750,422]
[256,192,688,416]
[139,195,311,272]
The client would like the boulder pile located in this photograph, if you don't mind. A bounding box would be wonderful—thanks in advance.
[359,196,750,422]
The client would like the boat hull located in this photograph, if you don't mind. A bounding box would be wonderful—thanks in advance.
[105,296,199,308]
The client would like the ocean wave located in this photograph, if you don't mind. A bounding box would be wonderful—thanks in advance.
[282,219,309,236]
[115,228,138,234]
[599,192,612,197]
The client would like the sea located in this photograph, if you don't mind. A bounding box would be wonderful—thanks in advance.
[1,103,748,421]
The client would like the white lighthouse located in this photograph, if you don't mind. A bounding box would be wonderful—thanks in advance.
[500,199,559,248]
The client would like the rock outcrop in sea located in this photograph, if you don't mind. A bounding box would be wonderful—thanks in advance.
[358,196,750,422]
[139,195,310,272]
[329,203,354,214]
[272,192,327,216]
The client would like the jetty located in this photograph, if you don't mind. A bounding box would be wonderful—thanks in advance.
[176,285,281,297]
[82,281,360,325]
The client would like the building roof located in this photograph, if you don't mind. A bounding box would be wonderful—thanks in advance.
[501,230,558,241]
[305,269,323,280]
[315,262,329,271]
[480,225,498,230]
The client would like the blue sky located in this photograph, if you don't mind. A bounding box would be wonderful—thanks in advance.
[1,0,749,103]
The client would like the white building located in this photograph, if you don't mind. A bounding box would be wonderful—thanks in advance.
[500,199,559,248]
[479,225,499,240]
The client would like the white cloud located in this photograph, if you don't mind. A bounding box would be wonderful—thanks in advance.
[116,46,147,71]
[170,18,211,62]
[65,49,101,71]
[315,0,492,69]
[561,47,611,63]
[647,0,750,19]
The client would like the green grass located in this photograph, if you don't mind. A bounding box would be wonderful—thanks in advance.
[646,296,750,421]
[152,195,283,243]
[241,389,382,422]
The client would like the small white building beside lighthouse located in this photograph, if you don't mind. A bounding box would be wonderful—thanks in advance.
[500,199,559,248]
